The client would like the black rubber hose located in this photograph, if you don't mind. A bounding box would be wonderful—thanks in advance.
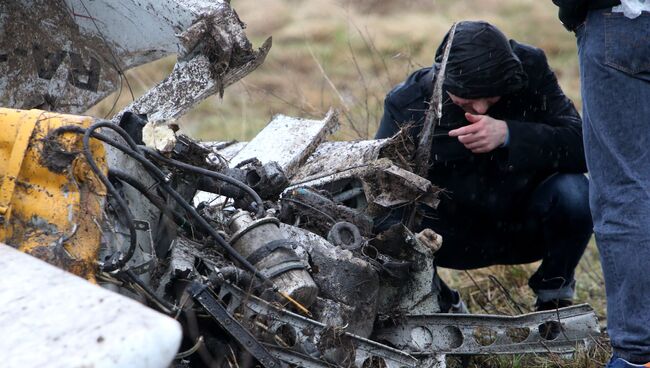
[142,148,265,218]
[108,169,195,232]
[196,176,246,201]
[55,125,263,216]
[82,122,139,272]
[54,124,274,287]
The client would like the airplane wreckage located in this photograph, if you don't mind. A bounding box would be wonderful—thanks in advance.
[0,1,600,367]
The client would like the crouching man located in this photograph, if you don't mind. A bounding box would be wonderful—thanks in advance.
[375,21,592,312]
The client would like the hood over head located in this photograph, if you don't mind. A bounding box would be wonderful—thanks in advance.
[435,21,528,99]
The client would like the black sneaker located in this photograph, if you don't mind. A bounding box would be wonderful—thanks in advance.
[448,290,469,314]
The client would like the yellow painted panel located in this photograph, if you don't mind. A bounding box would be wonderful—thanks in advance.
[0,108,107,281]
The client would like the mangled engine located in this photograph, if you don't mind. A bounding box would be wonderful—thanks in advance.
[142,111,444,367]
[0,107,602,368]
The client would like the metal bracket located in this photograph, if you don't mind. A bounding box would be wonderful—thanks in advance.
[133,220,150,231]
[373,305,600,355]
[187,282,282,368]
[217,281,598,367]
[133,219,155,259]
[263,344,338,368]
[218,281,420,368]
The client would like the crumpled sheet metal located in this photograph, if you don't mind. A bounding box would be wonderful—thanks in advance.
[291,133,414,183]
[114,38,271,125]
[287,132,437,213]
[229,109,339,175]
[1,0,255,114]
[198,122,427,213]
[376,226,441,315]
[291,158,439,214]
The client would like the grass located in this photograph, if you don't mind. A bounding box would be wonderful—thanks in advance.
[85,1,608,366]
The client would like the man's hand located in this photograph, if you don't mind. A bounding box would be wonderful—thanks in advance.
[449,113,509,153]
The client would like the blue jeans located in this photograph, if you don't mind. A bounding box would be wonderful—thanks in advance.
[606,356,650,368]
[577,9,650,364]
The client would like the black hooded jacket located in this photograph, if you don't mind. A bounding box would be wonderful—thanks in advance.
[552,0,621,30]
[375,22,586,221]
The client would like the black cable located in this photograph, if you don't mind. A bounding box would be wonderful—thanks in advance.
[108,169,194,232]
[142,148,266,218]
[281,197,337,224]
[55,125,264,218]
[54,124,274,287]
[82,122,139,272]
[108,169,167,209]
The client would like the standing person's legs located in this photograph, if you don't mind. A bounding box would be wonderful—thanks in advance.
[578,10,650,364]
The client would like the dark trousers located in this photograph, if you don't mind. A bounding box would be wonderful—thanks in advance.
[377,173,593,306]
[431,173,592,302]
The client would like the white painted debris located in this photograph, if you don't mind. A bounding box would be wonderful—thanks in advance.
[230,109,339,175]
[291,139,392,182]
[114,37,270,123]
[0,244,182,368]
[286,132,437,211]
[193,109,339,205]
[291,136,412,183]
[142,121,177,153]
[291,157,438,210]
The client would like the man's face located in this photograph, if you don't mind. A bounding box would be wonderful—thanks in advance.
[447,92,501,115]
